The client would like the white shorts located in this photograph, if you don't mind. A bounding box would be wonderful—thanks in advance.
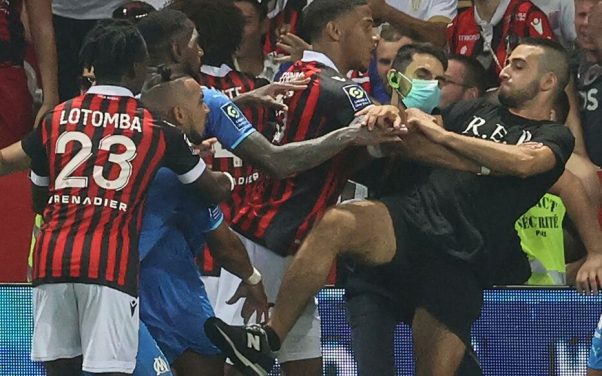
[202,232,321,363]
[31,283,139,373]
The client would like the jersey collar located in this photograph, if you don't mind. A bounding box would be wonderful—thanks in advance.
[86,85,134,97]
[201,64,233,77]
[301,51,340,73]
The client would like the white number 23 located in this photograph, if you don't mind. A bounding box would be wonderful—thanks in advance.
[54,131,137,191]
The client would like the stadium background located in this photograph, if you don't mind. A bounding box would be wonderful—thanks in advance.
[1,285,600,375]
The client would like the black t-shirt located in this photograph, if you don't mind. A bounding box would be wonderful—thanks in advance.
[346,99,574,297]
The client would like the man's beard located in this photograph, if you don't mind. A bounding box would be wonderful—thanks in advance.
[498,80,539,109]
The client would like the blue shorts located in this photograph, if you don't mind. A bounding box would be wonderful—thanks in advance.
[589,315,602,370]
[140,249,221,363]
[133,322,173,376]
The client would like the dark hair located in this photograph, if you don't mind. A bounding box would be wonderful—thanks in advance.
[553,90,570,123]
[380,23,420,43]
[79,19,148,82]
[518,37,570,99]
[169,0,244,66]
[391,43,448,74]
[112,1,156,22]
[302,0,367,43]
[234,0,268,19]
[448,54,487,95]
[135,8,193,62]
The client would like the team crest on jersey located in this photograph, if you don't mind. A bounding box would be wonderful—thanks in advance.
[342,84,371,111]
[220,103,247,130]
[153,356,170,375]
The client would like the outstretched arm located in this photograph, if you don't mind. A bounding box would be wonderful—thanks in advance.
[408,110,559,178]
[233,111,406,179]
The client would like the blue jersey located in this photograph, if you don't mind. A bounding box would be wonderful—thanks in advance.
[202,87,255,150]
[138,168,224,362]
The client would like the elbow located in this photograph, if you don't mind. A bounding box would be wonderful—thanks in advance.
[512,156,541,179]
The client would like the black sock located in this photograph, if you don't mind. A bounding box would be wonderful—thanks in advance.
[264,325,281,351]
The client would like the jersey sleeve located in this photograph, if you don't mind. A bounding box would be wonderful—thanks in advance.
[21,124,50,187]
[426,0,457,21]
[202,87,256,150]
[526,7,555,40]
[531,123,575,168]
[161,124,206,185]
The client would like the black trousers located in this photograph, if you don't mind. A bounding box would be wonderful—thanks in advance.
[53,15,98,101]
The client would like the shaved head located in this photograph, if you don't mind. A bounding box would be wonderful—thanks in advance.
[141,76,199,120]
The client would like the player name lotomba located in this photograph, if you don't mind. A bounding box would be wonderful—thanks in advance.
[48,194,128,212]
[59,108,142,132]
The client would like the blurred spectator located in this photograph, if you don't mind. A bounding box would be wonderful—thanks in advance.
[233,0,281,81]
[439,54,487,109]
[531,0,577,47]
[264,0,308,55]
[0,0,57,283]
[366,0,457,47]
[448,0,554,88]
[375,25,416,83]
[576,0,602,166]
[112,0,156,21]
[1,0,58,146]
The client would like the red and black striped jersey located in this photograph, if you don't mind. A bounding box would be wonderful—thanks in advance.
[263,0,305,56]
[21,85,204,296]
[0,0,25,65]
[199,64,275,221]
[199,64,275,274]
[232,53,373,255]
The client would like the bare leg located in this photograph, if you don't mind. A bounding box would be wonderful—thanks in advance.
[412,308,465,376]
[172,350,224,376]
[268,200,397,342]
[588,369,602,376]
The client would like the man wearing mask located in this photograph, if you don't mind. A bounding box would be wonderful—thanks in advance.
[342,43,450,376]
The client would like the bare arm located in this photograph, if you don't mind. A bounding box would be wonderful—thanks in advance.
[367,0,450,47]
[205,223,269,323]
[234,118,405,179]
[379,132,482,173]
[0,142,31,176]
[410,114,558,178]
[548,169,602,293]
[565,78,588,157]
[188,169,232,204]
[24,0,59,125]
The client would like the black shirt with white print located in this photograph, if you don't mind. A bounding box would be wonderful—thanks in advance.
[397,99,574,286]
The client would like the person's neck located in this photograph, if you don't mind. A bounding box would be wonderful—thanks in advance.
[311,43,348,73]
[508,101,552,122]
[475,0,502,23]
[235,49,265,76]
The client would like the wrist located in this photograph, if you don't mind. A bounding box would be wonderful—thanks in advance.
[244,267,262,285]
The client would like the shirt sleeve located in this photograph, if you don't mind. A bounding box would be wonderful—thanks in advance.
[202,87,256,150]
[531,123,575,168]
[426,0,457,21]
[561,1,577,43]
[161,124,206,184]
[21,125,50,187]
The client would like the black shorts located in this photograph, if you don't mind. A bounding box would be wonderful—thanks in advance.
[378,196,484,346]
